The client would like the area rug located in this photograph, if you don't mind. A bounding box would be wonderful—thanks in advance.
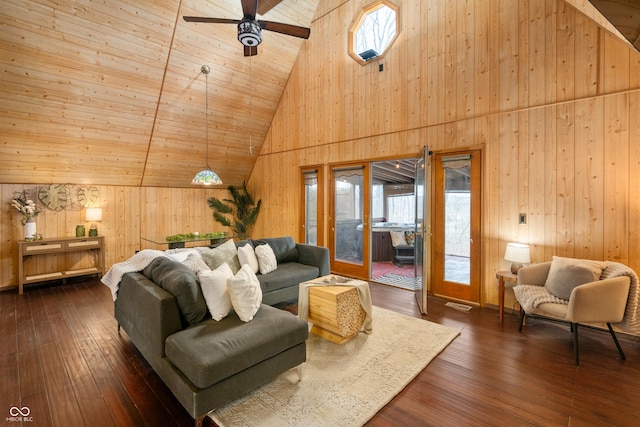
[372,273,421,290]
[208,306,460,427]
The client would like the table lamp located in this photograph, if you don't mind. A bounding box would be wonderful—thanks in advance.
[504,242,530,274]
[86,207,102,236]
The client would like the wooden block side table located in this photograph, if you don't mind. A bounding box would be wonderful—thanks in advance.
[496,270,518,321]
[307,285,366,344]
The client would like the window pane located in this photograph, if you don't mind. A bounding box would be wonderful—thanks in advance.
[354,5,397,58]
[334,169,364,265]
[304,171,318,245]
[372,184,384,219]
[387,194,416,223]
[443,166,471,284]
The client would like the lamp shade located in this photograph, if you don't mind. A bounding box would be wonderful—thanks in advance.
[192,169,223,185]
[85,207,103,222]
[504,243,530,263]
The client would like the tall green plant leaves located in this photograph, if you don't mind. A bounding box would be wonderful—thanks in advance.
[207,181,261,239]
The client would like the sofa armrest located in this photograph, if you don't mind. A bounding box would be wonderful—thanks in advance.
[567,276,630,323]
[296,243,330,276]
[115,272,183,360]
[517,262,551,286]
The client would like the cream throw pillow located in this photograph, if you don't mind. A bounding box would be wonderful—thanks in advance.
[254,243,277,275]
[390,231,407,247]
[237,244,259,274]
[227,264,263,322]
[198,263,233,321]
[544,256,606,300]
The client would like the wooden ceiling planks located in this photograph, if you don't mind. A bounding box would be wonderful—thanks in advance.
[0,0,319,187]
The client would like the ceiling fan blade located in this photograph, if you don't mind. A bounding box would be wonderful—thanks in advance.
[183,16,241,24]
[260,20,311,39]
[258,0,284,15]
[241,0,259,19]
[244,45,258,57]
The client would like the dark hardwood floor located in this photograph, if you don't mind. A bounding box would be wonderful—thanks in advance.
[1,278,639,426]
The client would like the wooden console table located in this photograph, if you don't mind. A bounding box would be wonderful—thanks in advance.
[17,236,105,295]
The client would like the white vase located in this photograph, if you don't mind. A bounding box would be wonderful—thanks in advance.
[24,220,36,239]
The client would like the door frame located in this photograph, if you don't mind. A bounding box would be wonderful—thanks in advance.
[431,148,482,303]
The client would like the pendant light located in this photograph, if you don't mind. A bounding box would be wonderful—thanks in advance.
[192,65,223,185]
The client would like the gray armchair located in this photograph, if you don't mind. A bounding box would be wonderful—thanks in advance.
[514,260,631,365]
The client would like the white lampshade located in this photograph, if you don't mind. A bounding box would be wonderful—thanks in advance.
[85,207,103,222]
[504,242,530,274]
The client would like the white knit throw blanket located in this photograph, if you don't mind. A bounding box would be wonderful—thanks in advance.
[513,285,567,313]
[514,261,640,334]
[601,261,640,334]
[101,249,167,301]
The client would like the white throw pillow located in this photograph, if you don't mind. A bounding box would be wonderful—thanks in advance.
[254,243,278,275]
[237,244,259,274]
[227,264,262,322]
[198,263,234,321]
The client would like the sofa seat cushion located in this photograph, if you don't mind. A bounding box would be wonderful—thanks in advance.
[164,304,308,389]
[534,302,570,319]
[257,262,320,294]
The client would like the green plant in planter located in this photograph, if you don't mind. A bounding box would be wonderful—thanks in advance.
[165,231,226,242]
[207,181,261,239]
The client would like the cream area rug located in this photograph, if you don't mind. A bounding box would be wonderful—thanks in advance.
[208,306,460,427]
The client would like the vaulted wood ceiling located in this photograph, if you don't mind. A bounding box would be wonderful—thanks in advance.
[589,0,640,52]
[1,0,319,187]
[1,0,634,188]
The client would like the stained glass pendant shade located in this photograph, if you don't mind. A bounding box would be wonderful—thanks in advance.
[192,65,223,185]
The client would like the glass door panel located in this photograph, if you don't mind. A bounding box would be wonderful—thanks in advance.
[414,147,431,314]
[433,150,481,303]
[301,168,322,245]
[330,165,369,279]
[443,161,471,285]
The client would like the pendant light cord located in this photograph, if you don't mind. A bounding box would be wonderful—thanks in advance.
[204,66,210,168]
[249,55,254,156]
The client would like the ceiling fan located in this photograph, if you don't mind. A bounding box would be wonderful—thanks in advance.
[183,0,311,56]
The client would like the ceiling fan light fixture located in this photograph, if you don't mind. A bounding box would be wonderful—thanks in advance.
[238,21,262,46]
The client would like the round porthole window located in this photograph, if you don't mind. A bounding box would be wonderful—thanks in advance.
[349,0,400,65]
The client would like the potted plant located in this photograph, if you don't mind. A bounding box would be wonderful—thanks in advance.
[207,181,261,240]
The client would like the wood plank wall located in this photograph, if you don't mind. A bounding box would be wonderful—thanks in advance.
[249,0,640,309]
[0,184,226,289]
[1,0,639,312]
